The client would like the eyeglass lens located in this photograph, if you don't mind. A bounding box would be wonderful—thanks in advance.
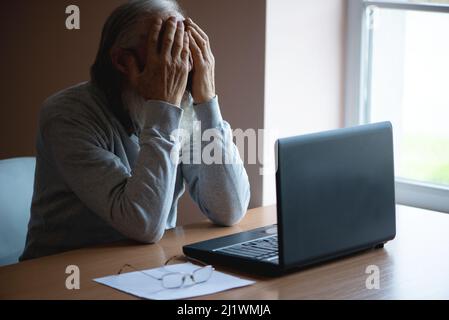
[192,265,214,283]
[161,265,214,288]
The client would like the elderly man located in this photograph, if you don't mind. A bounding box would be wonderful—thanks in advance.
[20,0,250,260]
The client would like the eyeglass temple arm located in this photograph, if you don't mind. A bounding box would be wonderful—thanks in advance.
[117,263,163,280]
[164,254,210,267]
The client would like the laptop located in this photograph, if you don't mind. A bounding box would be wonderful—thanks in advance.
[183,122,396,276]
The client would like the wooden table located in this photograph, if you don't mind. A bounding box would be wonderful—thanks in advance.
[1,205,448,300]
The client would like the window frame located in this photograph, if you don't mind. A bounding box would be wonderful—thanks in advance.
[344,0,449,214]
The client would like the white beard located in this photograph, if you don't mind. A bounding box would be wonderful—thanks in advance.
[122,88,194,135]
[121,88,147,133]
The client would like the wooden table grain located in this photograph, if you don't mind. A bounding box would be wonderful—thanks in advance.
[1,205,448,300]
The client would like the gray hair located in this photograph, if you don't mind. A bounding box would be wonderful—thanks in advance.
[90,0,183,133]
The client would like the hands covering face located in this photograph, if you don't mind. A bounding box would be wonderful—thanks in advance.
[184,18,216,105]
[126,16,190,107]
[125,16,216,107]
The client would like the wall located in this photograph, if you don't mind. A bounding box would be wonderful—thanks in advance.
[263,0,347,205]
[0,0,266,225]
[0,0,124,159]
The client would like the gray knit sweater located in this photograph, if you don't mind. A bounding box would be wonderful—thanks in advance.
[20,82,250,260]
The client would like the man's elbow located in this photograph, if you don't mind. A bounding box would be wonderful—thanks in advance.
[123,202,168,244]
[127,215,166,244]
[215,215,243,227]
[210,202,248,227]
[136,227,165,244]
[213,190,250,226]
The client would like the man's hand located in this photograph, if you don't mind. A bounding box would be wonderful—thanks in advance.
[126,17,190,107]
[185,18,216,104]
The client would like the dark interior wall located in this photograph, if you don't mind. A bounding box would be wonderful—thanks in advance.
[0,0,266,224]
[0,0,125,159]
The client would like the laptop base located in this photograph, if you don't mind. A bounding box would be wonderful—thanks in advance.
[183,226,389,277]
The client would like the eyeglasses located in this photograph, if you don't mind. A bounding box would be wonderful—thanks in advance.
[118,255,214,289]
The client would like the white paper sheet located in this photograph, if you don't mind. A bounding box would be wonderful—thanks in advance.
[94,262,255,300]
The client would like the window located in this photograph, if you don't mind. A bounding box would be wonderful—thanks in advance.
[345,0,449,213]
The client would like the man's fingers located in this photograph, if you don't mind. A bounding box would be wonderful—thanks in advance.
[172,20,185,58]
[186,18,213,56]
[146,17,163,63]
[161,17,178,59]
[188,27,208,58]
[181,30,190,62]
[186,18,209,42]
[188,31,203,63]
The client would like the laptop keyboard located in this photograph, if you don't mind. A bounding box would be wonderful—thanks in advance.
[215,235,278,262]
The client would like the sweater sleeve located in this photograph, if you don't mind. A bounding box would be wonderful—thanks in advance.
[181,96,251,226]
[41,100,183,244]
